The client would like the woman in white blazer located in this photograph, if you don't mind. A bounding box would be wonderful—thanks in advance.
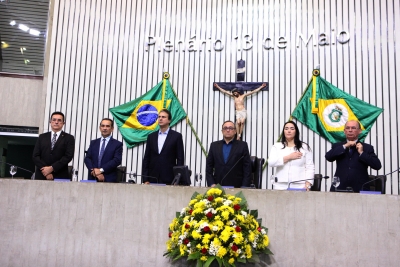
[268,121,315,190]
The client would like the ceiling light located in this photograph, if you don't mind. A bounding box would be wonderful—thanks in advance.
[29,29,40,36]
[18,24,29,32]
[10,20,16,26]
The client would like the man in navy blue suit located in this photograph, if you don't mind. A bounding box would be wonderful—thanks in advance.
[142,109,184,185]
[206,120,252,188]
[84,118,123,182]
[325,120,382,192]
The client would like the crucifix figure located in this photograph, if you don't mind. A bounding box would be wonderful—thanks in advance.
[214,82,267,140]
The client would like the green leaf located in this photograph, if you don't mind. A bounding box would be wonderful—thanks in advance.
[176,211,181,218]
[196,259,203,267]
[191,191,201,200]
[251,253,261,263]
[203,256,216,267]
[188,251,201,260]
[235,191,248,207]
[237,257,246,263]
[215,257,222,267]
[261,247,274,255]
[250,209,258,218]
[257,218,262,225]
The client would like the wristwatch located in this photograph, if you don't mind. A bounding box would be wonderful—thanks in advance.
[100,168,104,173]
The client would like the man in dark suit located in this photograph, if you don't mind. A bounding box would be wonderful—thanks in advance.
[142,109,184,185]
[206,120,252,188]
[32,111,75,180]
[325,120,382,192]
[84,118,123,182]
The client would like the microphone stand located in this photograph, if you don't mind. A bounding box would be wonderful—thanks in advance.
[131,173,159,184]
[220,155,245,187]
[0,161,35,179]
[287,176,329,190]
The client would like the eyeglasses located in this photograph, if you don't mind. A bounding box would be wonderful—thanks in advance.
[345,126,359,130]
[222,127,235,131]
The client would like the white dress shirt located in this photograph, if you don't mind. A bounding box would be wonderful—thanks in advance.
[268,142,315,190]
[158,128,169,153]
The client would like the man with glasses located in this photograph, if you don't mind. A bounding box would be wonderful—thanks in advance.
[206,120,252,188]
[32,111,75,180]
[325,120,381,192]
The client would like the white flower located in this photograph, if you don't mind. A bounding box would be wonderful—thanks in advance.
[241,211,247,216]
[261,229,266,235]
[223,200,232,206]
[212,226,219,232]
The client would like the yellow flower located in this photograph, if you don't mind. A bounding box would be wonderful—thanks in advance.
[179,244,186,255]
[214,197,224,203]
[192,230,202,240]
[248,231,255,242]
[212,237,222,246]
[221,211,230,220]
[200,256,208,261]
[228,258,235,264]
[207,188,222,196]
[233,232,244,245]
[235,214,245,223]
[220,227,232,242]
[228,195,235,200]
[263,235,269,247]
[217,246,227,257]
[245,244,252,258]
[202,234,211,245]
[233,197,242,204]
[189,199,198,206]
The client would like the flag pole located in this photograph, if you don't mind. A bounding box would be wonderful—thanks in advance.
[164,72,208,157]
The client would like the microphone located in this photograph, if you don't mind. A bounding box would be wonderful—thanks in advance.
[131,172,159,184]
[171,173,181,186]
[219,155,245,187]
[361,176,385,191]
[287,176,329,190]
[384,167,400,176]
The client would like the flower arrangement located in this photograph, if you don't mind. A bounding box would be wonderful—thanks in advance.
[164,185,272,266]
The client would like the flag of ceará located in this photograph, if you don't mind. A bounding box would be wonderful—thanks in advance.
[110,73,187,148]
[291,69,383,143]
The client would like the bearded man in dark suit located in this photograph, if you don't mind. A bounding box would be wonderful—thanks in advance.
[142,109,184,184]
[325,120,382,192]
[32,111,75,180]
[206,120,252,188]
[84,118,123,182]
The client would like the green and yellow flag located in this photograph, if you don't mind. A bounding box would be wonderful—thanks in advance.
[291,70,383,143]
[110,73,187,148]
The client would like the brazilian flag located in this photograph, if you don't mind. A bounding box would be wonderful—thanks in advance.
[110,73,187,148]
[291,70,383,143]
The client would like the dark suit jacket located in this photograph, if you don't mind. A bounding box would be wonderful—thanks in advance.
[206,139,252,188]
[84,137,123,183]
[32,131,75,180]
[325,141,382,192]
[142,129,184,184]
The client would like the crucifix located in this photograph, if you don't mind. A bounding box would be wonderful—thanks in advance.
[214,60,268,140]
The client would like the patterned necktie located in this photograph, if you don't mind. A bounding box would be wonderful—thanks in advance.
[98,139,106,167]
[51,133,57,150]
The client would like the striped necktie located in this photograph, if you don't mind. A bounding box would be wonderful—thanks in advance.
[51,133,57,150]
[98,139,106,167]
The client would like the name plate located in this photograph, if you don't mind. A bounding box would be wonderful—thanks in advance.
[359,191,381,195]
[287,188,306,192]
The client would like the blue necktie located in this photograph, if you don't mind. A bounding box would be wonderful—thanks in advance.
[98,139,106,167]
